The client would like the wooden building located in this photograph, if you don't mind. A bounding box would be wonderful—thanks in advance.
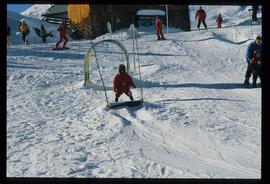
[44,4,190,38]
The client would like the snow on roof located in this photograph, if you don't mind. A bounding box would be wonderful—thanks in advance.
[136,9,165,16]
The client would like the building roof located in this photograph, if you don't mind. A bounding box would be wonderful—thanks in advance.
[46,4,67,14]
[136,9,165,16]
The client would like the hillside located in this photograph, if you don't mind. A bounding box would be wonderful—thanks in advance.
[7,5,261,178]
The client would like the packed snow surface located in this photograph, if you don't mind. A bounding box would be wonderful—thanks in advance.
[7,5,261,178]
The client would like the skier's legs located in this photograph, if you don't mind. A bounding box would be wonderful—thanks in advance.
[160,29,165,39]
[252,70,258,86]
[252,11,257,21]
[244,64,253,83]
[25,33,29,45]
[115,91,124,102]
[202,20,207,29]
[125,91,134,101]
[63,34,68,48]
[22,32,26,43]
[156,30,161,39]
[197,20,201,29]
[55,32,63,48]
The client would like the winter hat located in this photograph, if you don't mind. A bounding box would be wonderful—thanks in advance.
[119,64,126,73]
[255,35,262,40]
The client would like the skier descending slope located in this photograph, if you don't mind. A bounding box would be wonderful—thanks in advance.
[113,64,136,102]
[54,20,69,50]
[18,19,30,45]
[216,13,223,28]
[195,6,207,30]
[155,16,165,40]
[243,36,262,88]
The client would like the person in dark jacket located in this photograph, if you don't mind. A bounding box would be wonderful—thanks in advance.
[155,16,165,40]
[54,20,68,49]
[243,36,262,87]
[195,6,207,30]
[7,24,11,45]
[113,64,136,102]
[252,5,259,22]
[216,13,223,28]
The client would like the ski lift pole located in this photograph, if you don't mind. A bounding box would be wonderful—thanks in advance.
[132,24,136,73]
[166,5,169,35]
[248,8,253,39]
[134,32,144,102]
[90,40,109,106]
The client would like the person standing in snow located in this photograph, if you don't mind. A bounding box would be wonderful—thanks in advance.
[113,64,136,102]
[195,6,207,30]
[250,50,262,88]
[155,16,165,40]
[7,24,11,45]
[18,20,30,45]
[216,13,223,28]
[251,5,259,22]
[54,20,69,49]
[243,36,262,87]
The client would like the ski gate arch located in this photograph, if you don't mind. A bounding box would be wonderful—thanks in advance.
[83,39,130,91]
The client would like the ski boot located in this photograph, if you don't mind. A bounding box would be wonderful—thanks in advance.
[115,97,118,102]
[252,80,257,88]
[243,78,250,88]
[129,96,134,101]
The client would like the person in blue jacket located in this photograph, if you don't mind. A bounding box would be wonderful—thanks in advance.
[243,36,262,87]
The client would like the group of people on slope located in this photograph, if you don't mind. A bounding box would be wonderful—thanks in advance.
[195,6,223,30]
[154,6,224,41]
[7,19,69,49]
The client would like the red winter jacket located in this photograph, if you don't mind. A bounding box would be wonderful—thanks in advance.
[113,73,134,93]
[155,17,162,31]
[195,9,206,21]
[216,16,223,24]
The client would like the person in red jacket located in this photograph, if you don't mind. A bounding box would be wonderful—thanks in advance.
[195,6,207,30]
[216,13,223,28]
[113,64,136,102]
[54,20,68,49]
[155,16,165,40]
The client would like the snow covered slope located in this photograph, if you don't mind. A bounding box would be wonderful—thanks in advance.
[189,5,261,29]
[7,11,58,45]
[21,4,53,19]
[7,24,261,178]
[7,5,261,178]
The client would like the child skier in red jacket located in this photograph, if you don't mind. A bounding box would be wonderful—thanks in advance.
[113,64,136,102]
[216,13,223,28]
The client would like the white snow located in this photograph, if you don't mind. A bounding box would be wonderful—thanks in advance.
[7,5,261,178]
[189,5,262,29]
[7,11,58,45]
[21,4,53,19]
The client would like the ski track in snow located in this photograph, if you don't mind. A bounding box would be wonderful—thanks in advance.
[7,23,261,178]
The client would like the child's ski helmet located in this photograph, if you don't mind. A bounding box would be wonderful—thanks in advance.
[119,64,126,73]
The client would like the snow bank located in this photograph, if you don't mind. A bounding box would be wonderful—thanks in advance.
[7,11,58,45]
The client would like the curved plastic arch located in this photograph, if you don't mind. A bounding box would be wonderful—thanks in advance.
[84,39,130,91]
